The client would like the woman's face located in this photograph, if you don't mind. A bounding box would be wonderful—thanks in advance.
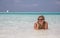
[38,17,44,22]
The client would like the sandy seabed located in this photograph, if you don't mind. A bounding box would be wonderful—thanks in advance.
[0,28,60,38]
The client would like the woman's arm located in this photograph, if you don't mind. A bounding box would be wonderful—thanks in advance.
[45,22,48,29]
[34,23,39,30]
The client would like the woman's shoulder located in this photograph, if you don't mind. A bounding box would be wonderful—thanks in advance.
[44,21,48,26]
[44,21,48,29]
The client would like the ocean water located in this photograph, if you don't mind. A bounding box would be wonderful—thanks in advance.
[0,13,60,38]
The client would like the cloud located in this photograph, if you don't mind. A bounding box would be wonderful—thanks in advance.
[14,3,39,8]
[14,0,23,3]
[13,0,39,8]
[32,4,39,6]
[56,0,60,4]
[26,4,38,7]
[56,1,60,4]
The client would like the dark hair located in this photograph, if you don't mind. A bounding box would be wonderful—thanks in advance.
[38,15,45,20]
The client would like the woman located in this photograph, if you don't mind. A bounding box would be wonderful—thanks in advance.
[34,16,48,30]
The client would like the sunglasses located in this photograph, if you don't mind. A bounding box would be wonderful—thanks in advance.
[38,19,44,20]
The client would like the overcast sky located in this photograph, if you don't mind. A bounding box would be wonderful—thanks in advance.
[0,0,60,12]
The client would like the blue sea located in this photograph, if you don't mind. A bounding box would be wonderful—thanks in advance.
[0,12,60,38]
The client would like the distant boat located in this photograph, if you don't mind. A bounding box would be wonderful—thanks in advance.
[6,10,9,12]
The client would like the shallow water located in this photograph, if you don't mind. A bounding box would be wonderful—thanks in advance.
[0,14,60,38]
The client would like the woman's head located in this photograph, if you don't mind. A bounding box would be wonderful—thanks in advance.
[38,16,45,22]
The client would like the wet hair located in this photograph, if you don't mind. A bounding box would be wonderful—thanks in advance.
[38,15,45,20]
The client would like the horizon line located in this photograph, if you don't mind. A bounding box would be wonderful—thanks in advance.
[0,12,60,15]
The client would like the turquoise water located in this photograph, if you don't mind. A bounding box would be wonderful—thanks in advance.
[0,12,60,15]
[0,12,60,38]
[0,14,60,29]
